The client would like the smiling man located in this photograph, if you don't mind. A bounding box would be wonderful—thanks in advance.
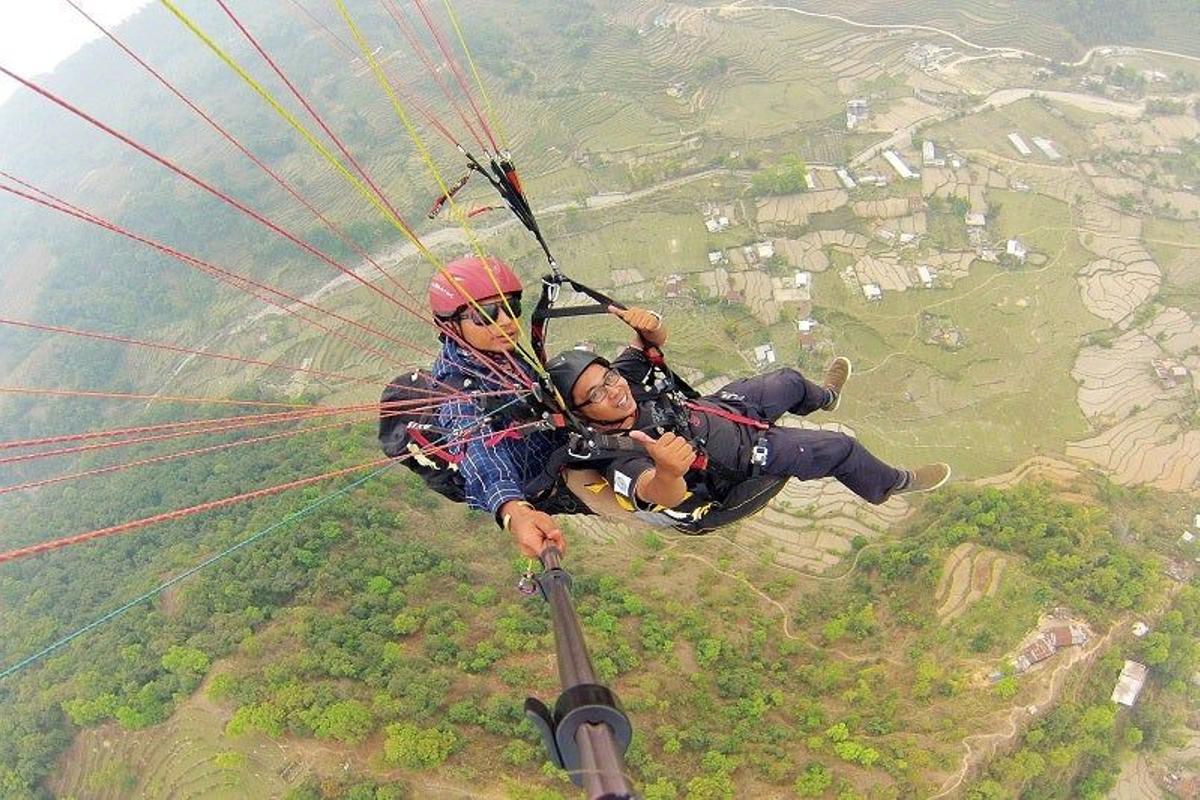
[546,307,950,528]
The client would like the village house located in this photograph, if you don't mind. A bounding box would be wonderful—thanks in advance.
[862,283,883,302]
[708,250,724,266]
[917,265,935,288]
[1032,137,1062,161]
[1007,132,1033,157]
[753,343,777,367]
[846,98,869,131]
[664,273,686,299]
[965,212,987,228]
[755,241,775,260]
[1152,359,1190,390]
[922,140,945,167]
[1006,239,1028,264]
[883,149,919,180]
[1112,660,1148,707]
[1132,621,1150,638]
[1011,623,1090,674]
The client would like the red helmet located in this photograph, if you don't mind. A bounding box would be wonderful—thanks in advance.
[428,256,523,319]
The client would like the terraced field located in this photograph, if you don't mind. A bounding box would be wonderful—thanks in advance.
[50,692,299,800]
[935,542,1007,622]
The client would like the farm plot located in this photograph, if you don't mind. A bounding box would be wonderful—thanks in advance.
[935,543,1008,623]
[50,691,299,800]
[852,197,914,220]
[1067,403,1200,492]
[736,473,913,574]
[1075,242,1162,327]
[1076,258,1162,327]
[921,163,1006,214]
[1146,306,1200,356]
[756,189,849,225]
[1071,332,1165,422]
[776,229,870,272]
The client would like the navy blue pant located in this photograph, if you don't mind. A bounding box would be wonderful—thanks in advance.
[713,369,904,504]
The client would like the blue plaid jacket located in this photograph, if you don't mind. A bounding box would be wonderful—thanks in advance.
[432,340,562,518]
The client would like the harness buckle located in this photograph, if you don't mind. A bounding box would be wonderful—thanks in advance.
[566,432,596,460]
[750,436,770,467]
[543,276,561,304]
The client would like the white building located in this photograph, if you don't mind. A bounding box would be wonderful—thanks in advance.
[717,215,729,228]
[846,99,869,131]
[917,265,935,288]
[794,271,811,289]
[1007,239,1028,263]
[1032,137,1062,160]
[796,318,817,333]
[1008,132,1033,157]
[704,218,719,233]
[883,149,919,180]
[804,172,816,190]
[836,168,857,189]
[1132,622,1150,638]
[756,241,775,260]
[862,283,883,301]
[922,140,945,167]
[708,250,723,265]
[1112,660,1148,707]
[1182,531,1196,545]
[965,212,987,227]
[753,343,777,366]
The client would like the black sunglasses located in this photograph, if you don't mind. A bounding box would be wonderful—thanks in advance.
[457,293,522,325]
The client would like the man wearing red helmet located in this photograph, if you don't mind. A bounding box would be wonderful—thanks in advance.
[428,255,570,558]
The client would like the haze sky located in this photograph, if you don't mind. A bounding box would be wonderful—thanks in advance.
[0,1,153,107]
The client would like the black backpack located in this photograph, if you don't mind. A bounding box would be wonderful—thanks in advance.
[377,370,595,517]
[378,370,468,503]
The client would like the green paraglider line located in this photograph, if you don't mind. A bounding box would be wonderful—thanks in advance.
[0,393,533,681]
[0,463,395,683]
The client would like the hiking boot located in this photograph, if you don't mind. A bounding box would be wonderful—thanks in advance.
[821,357,852,411]
[893,463,952,495]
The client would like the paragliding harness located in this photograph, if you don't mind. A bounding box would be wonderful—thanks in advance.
[526,271,790,534]
[409,149,787,530]
[376,369,591,516]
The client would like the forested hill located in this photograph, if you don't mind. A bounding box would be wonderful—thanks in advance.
[749,0,1200,60]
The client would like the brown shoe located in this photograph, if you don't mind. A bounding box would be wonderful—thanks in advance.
[822,357,852,411]
[894,463,951,495]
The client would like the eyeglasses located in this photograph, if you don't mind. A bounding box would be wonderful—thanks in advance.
[576,367,622,408]
[458,293,522,326]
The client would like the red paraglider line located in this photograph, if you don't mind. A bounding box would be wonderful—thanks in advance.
[0,177,422,372]
[0,423,539,565]
[0,417,362,496]
[0,316,385,388]
[65,0,410,299]
[0,66,419,319]
[0,175,527,394]
[215,0,411,232]
[0,395,483,467]
[0,389,514,452]
[0,458,394,564]
[381,0,487,152]
[410,0,499,151]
